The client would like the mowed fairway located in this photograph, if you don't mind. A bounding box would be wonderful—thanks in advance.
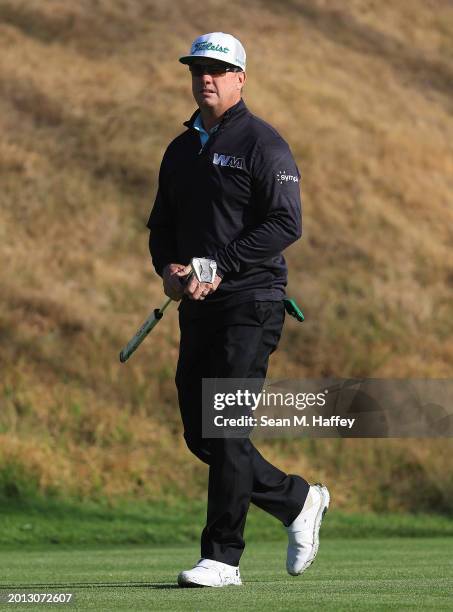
[1,539,452,611]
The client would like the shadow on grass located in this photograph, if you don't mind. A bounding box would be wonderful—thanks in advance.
[0,582,179,589]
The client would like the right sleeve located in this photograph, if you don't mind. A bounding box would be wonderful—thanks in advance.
[146,153,178,278]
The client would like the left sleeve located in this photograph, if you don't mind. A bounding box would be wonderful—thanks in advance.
[211,140,302,276]
[146,148,179,277]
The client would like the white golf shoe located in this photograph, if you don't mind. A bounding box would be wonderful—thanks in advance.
[286,483,330,576]
[177,558,242,588]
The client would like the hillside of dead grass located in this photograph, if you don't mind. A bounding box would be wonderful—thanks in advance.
[0,0,452,511]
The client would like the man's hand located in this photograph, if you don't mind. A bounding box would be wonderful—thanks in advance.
[180,265,222,301]
[162,263,191,301]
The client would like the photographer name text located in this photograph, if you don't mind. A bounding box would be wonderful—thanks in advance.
[213,415,356,429]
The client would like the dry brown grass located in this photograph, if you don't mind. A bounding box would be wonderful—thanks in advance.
[0,0,452,510]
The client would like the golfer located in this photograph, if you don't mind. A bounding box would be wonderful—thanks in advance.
[147,32,329,587]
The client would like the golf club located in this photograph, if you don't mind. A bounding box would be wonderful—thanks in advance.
[119,297,172,363]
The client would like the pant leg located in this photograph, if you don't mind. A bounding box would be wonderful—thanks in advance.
[175,312,213,464]
[247,302,309,526]
[199,309,265,565]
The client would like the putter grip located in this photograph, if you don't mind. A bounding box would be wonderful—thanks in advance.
[119,308,163,363]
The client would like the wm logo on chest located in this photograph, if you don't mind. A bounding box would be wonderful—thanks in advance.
[213,153,245,170]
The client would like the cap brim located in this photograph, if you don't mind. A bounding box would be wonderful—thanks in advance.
[179,55,199,65]
[179,55,244,70]
[179,55,231,65]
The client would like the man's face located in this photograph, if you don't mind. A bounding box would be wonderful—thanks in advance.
[190,59,246,114]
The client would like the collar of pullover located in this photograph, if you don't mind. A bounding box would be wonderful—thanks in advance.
[183,98,248,133]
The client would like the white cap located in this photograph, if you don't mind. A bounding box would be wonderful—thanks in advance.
[179,32,246,71]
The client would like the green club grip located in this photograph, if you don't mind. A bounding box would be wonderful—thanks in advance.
[283,298,305,322]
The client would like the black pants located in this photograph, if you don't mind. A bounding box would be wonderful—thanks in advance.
[175,300,309,566]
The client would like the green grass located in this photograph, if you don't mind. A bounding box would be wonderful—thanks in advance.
[1,496,453,547]
[0,540,452,611]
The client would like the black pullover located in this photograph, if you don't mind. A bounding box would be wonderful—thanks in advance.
[147,98,302,311]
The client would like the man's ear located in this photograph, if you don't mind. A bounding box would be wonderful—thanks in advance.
[238,71,246,90]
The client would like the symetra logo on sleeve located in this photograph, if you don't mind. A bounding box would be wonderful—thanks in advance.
[276,170,299,184]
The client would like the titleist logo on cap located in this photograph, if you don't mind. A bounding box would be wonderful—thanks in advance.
[193,42,229,54]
